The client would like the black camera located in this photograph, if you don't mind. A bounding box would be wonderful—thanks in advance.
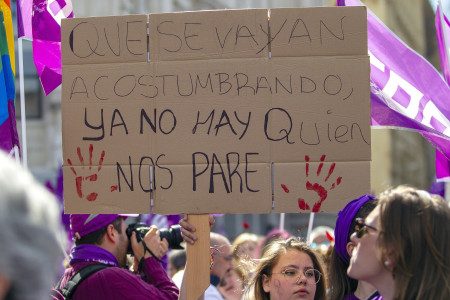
[126,223,184,254]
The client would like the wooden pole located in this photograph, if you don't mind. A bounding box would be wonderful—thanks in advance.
[185,214,210,300]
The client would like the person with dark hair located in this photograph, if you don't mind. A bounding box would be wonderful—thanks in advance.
[245,238,327,300]
[329,195,378,300]
[168,249,186,278]
[53,214,179,299]
[348,186,450,300]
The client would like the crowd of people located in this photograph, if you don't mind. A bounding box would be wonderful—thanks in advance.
[0,152,449,300]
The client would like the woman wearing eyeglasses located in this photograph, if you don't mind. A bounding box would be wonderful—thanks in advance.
[347,186,450,300]
[245,238,327,300]
[328,194,378,300]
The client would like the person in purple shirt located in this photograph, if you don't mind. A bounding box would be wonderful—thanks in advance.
[53,214,179,300]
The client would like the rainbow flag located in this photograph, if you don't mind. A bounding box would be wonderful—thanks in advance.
[0,0,14,74]
[0,11,19,155]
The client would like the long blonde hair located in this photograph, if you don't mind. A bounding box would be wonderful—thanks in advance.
[245,238,327,300]
[377,186,450,300]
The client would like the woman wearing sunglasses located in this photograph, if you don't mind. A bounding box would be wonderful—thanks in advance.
[245,238,327,300]
[329,194,378,300]
[347,186,450,300]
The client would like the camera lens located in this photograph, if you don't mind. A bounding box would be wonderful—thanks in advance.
[159,225,184,249]
[126,223,184,254]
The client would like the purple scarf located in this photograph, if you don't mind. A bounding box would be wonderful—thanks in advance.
[70,244,119,267]
[334,195,376,265]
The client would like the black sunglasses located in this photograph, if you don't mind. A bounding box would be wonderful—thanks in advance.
[354,218,377,238]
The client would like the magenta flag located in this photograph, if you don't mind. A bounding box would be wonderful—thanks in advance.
[32,0,73,95]
[338,0,450,175]
[17,0,32,39]
[435,6,450,181]
[436,6,450,83]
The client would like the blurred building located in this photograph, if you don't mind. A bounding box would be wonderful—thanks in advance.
[12,0,442,239]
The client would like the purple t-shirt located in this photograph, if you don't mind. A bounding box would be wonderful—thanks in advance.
[366,291,383,300]
[344,293,360,300]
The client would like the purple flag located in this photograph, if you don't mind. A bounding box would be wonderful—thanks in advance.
[32,0,73,95]
[17,0,32,39]
[338,0,450,172]
[435,6,450,181]
[436,6,450,83]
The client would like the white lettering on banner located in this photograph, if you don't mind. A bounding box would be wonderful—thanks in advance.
[369,50,450,137]
[422,101,450,136]
[382,71,422,119]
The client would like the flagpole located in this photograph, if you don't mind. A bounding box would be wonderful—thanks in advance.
[18,38,28,169]
[279,213,285,231]
[306,212,315,243]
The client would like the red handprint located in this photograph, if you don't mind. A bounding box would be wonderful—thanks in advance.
[66,144,105,202]
[281,155,342,212]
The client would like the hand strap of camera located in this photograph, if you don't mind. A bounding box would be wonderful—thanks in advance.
[137,239,164,273]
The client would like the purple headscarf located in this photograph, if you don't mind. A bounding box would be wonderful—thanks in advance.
[334,194,376,265]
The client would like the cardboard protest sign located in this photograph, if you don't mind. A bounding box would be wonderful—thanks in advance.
[62,7,370,214]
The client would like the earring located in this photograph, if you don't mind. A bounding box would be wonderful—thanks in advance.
[384,260,390,267]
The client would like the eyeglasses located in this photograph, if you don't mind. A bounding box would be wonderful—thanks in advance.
[355,218,377,238]
[271,268,321,284]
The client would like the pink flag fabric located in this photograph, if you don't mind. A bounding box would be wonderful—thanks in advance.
[338,0,450,177]
[435,6,450,181]
[16,0,32,39]
[32,0,73,95]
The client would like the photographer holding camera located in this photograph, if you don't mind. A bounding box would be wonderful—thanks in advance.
[52,214,179,299]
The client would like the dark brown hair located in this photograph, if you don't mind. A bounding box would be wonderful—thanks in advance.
[378,186,450,300]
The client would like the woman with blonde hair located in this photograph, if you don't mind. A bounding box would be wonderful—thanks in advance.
[245,238,327,300]
[231,232,261,286]
[348,186,450,300]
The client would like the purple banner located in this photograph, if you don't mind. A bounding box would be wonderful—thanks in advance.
[338,0,450,168]
[17,0,33,39]
[435,6,450,181]
[32,0,73,95]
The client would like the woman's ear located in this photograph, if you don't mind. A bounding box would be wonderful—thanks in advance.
[346,241,355,257]
[262,274,271,293]
[382,251,396,271]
